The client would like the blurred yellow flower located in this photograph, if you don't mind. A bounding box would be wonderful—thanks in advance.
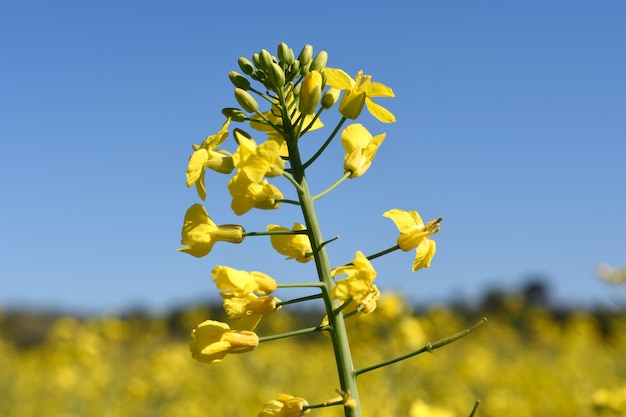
[178,204,244,258]
[186,118,234,200]
[324,67,395,123]
[596,263,626,285]
[258,394,311,417]
[409,399,455,417]
[341,123,385,178]
[267,223,313,263]
[384,208,441,271]
[189,320,258,364]
[212,265,277,297]
[331,251,378,307]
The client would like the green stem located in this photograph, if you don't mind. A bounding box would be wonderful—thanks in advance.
[313,171,351,201]
[276,293,323,308]
[303,117,347,169]
[258,324,329,343]
[366,245,401,262]
[355,318,487,376]
[277,84,361,417]
[243,230,308,237]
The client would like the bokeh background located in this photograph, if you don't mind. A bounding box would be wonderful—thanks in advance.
[2,1,625,314]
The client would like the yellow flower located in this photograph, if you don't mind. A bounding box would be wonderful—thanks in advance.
[228,174,283,216]
[189,320,258,364]
[258,394,311,417]
[227,129,285,215]
[341,123,385,178]
[186,118,234,200]
[212,265,277,297]
[232,129,284,180]
[383,209,442,271]
[267,223,313,263]
[222,294,281,331]
[331,251,378,307]
[178,204,244,258]
[324,67,395,123]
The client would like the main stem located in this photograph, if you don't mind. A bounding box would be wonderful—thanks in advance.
[280,96,361,417]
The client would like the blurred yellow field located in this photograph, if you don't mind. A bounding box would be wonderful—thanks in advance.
[2,292,625,417]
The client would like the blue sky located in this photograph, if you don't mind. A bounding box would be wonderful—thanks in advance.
[1,2,625,314]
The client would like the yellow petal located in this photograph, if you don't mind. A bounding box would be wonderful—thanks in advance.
[186,148,208,187]
[383,209,424,233]
[324,67,355,89]
[365,97,396,123]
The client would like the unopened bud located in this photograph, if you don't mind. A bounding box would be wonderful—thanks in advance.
[228,71,251,90]
[299,71,322,114]
[310,51,328,71]
[258,49,273,70]
[298,44,313,66]
[235,88,258,113]
[268,62,285,89]
[252,53,261,68]
[222,107,247,122]
[277,42,294,65]
[321,87,340,109]
[237,57,255,75]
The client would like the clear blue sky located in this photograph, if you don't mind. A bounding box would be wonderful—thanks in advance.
[1,2,625,314]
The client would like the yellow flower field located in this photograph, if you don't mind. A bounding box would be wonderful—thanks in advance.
[1,292,624,417]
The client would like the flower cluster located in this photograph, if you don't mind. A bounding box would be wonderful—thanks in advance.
[178,42,449,417]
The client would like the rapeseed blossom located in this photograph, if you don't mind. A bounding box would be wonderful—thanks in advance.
[383,209,442,271]
[212,265,277,297]
[258,394,310,417]
[341,123,386,178]
[186,118,234,200]
[189,320,258,364]
[178,204,244,258]
[331,251,378,307]
[267,223,313,263]
[324,68,395,123]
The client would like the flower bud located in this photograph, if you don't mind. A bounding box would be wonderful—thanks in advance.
[237,57,255,75]
[268,62,285,89]
[235,88,258,113]
[252,53,261,68]
[277,42,294,65]
[321,87,340,109]
[310,51,328,71]
[298,44,313,67]
[222,107,247,122]
[299,71,322,114]
[258,49,273,70]
[228,71,251,90]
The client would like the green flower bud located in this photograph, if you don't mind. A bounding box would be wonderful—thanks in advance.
[228,71,251,90]
[321,87,340,109]
[238,57,255,75]
[252,53,261,69]
[298,44,313,66]
[268,62,285,89]
[235,88,258,113]
[277,42,294,65]
[258,49,273,70]
[222,107,247,122]
[310,51,328,71]
[299,71,322,114]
